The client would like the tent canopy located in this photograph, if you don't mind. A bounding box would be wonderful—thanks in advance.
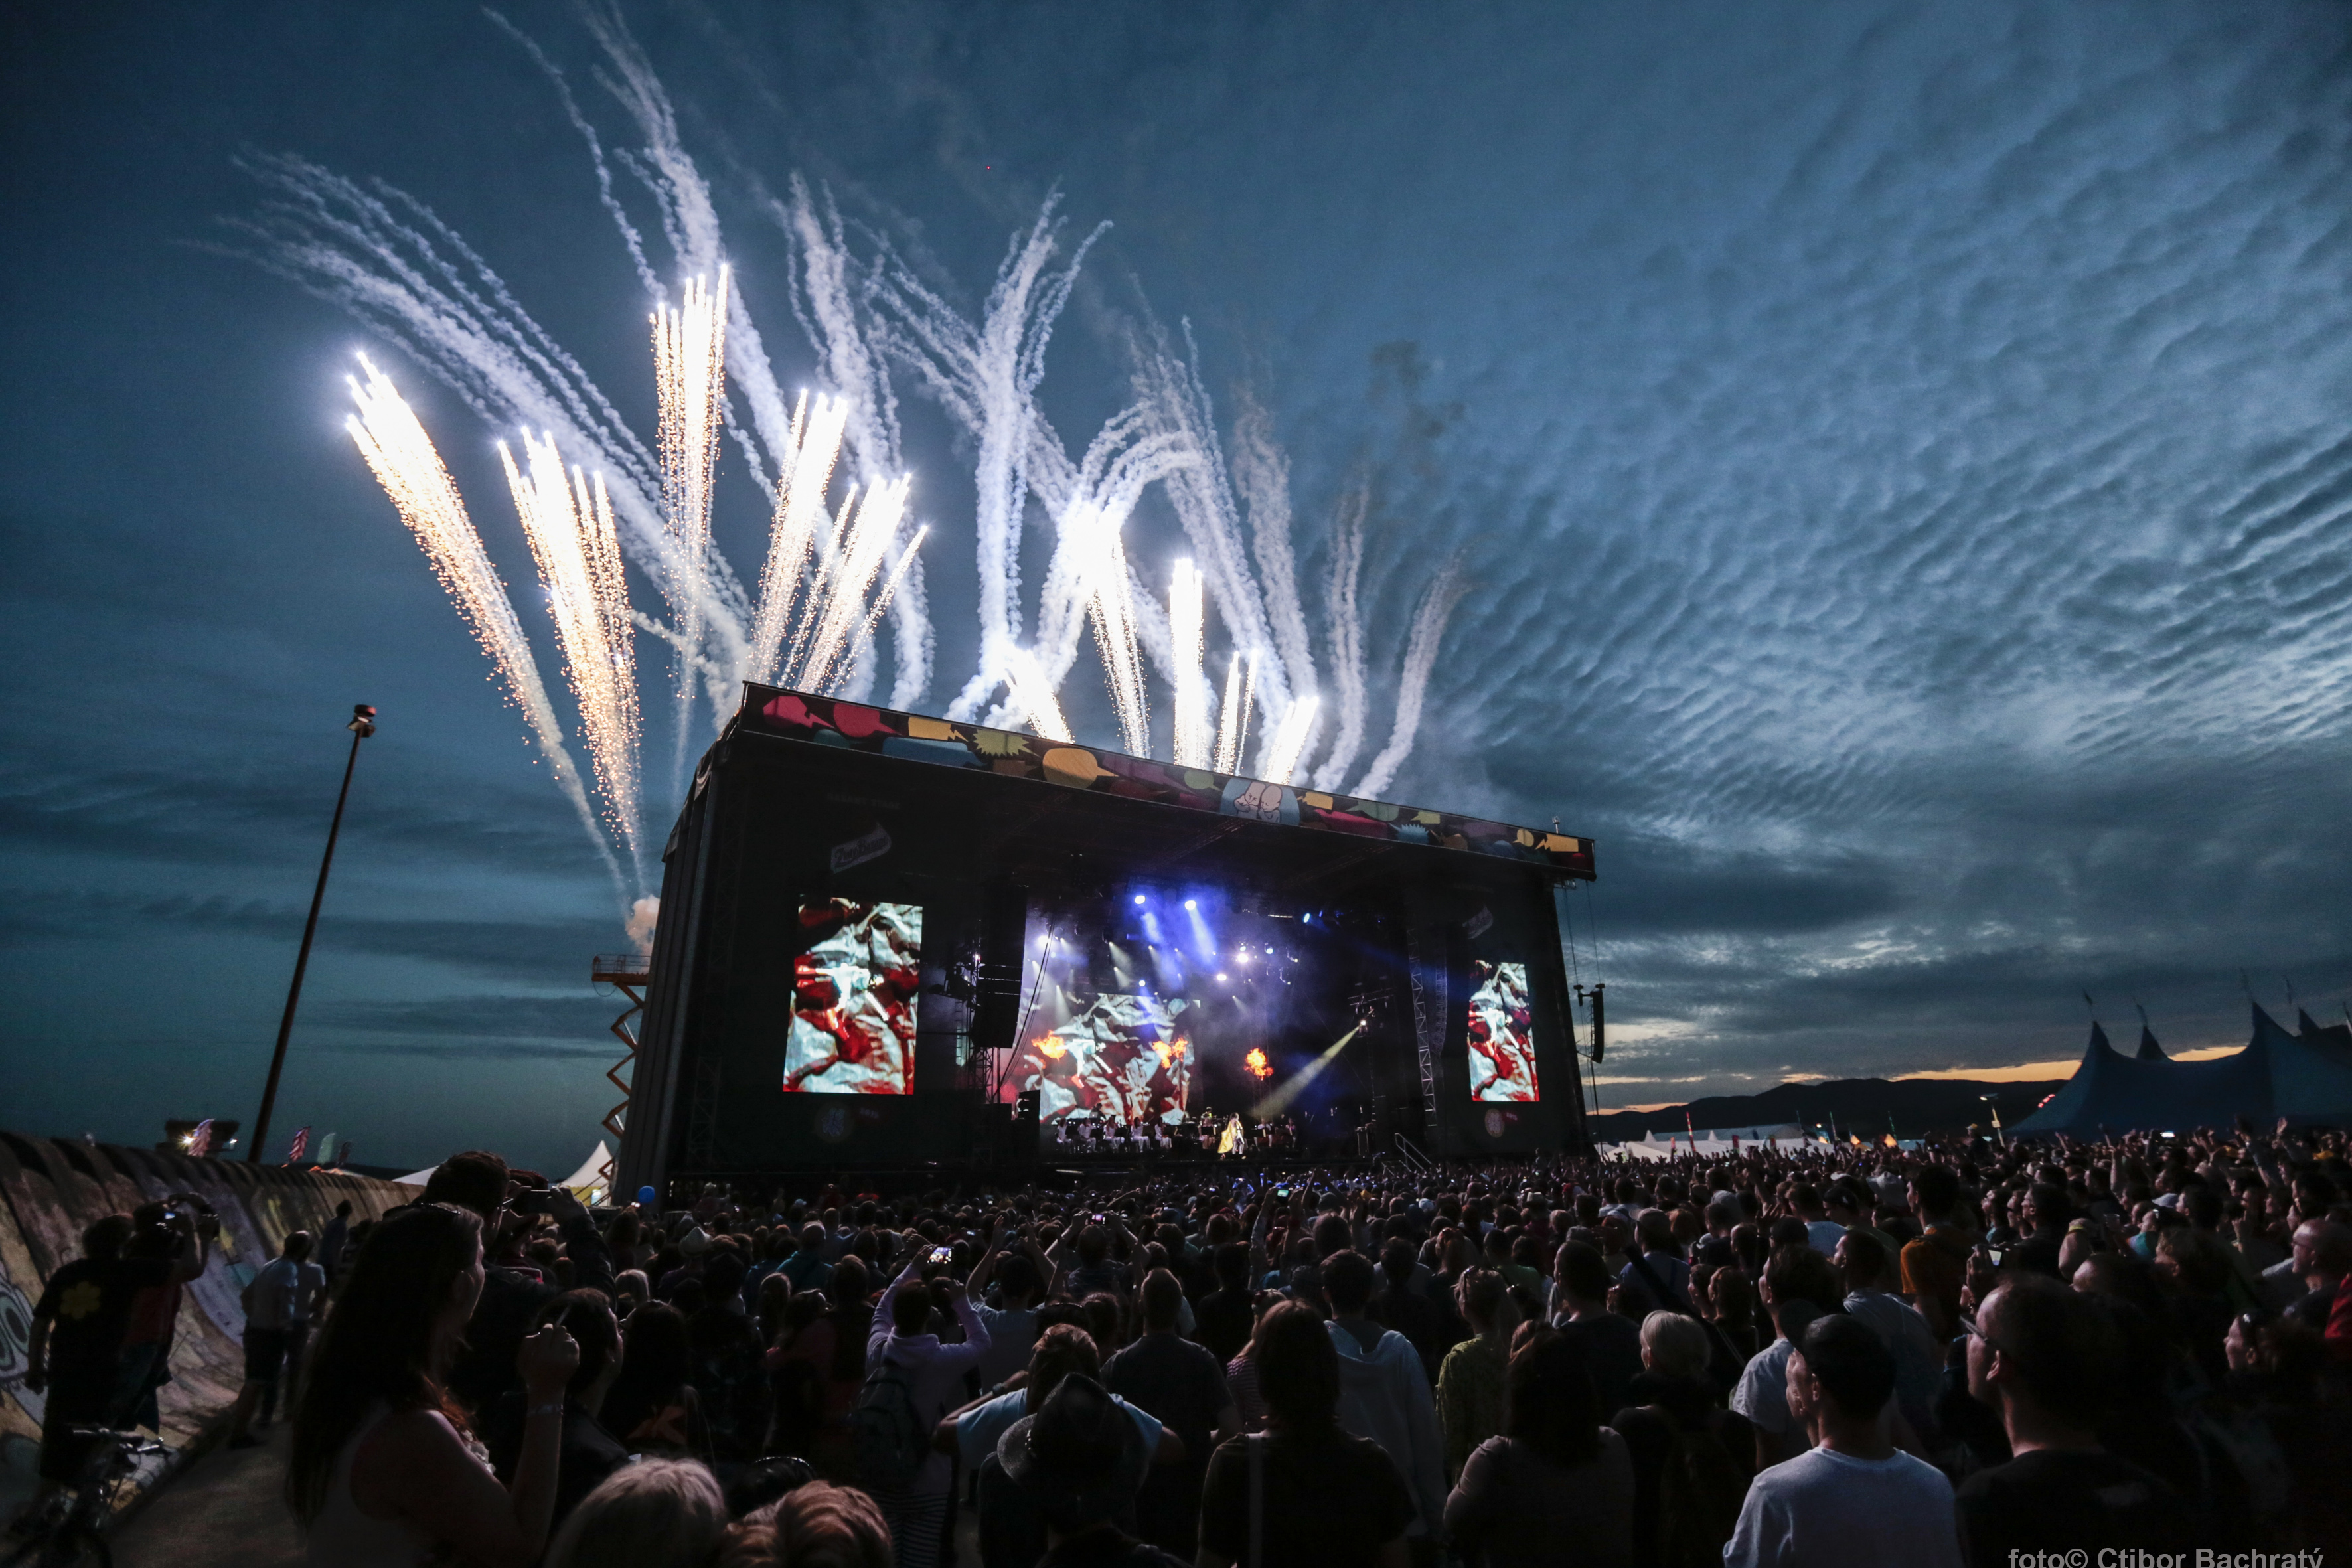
[2011,1006,2352,1138]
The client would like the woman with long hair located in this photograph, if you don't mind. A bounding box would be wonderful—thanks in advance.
[1435,1268,1519,1482]
[599,1302,709,1460]
[1443,1330,1635,1567]
[287,1202,579,1567]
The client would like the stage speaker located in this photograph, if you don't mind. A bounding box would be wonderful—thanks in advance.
[1014,1089,1042,1126]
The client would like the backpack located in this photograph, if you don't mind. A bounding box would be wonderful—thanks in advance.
[1652,1410,1749,1568]
[848,1356,927,1492]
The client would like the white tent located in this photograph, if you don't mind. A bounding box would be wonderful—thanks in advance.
[391,1142,612,1199]
[560,1142,614,1204]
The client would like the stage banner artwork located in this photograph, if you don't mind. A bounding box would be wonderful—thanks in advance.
[783,898,923,1094]
[1466,959,1539,1102]
[747,688,1596,878]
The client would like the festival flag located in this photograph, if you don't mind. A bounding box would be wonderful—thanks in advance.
[185,1119,214,1158]
[285,1125,310,1165]
[330,1140,351,1170]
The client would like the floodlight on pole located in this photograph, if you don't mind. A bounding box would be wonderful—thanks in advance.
[250,704,375,1162]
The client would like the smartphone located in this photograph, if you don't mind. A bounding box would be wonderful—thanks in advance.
[1275,1186,1289,1198]
[929,1246,953,1265]
[1986,1248,2004,1267]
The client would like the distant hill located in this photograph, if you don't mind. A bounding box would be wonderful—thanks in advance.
[1585,1076,2068,1144]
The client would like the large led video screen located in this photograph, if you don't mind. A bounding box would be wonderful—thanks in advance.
[782,898,923,1094]
[1001,905,1194,1124]
[1466,959,1539,1102]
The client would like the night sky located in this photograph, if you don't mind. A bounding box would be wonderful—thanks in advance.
[7,3,2349,1174]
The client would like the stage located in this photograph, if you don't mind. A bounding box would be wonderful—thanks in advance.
[615,685,1596,1194]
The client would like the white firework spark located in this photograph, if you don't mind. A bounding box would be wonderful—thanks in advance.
[652,268,730,759]
[745,390,850,686]
[345,358,625,902]
[1261,696,1321,789]
[499,429,643,882]
[1168,560,1210,767]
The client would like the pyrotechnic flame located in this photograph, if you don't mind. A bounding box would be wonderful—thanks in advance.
[1005,649,1074,743]
[1261,695,1320,788]
[653,268,730,747]
[746,390,848,684]
[794,473,917,691]
[1243,1047,1271,1081]
[344,357,625,899]
[1169,560,1210,768]
[1215,652,1260,774]
[1076,503,1150,755]
[501,429,643,876]
[1153,1036,1186,1071]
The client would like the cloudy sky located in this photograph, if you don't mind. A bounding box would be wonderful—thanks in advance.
[7,3,2349,1171]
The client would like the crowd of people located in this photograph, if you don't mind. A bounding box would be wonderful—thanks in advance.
[17,1117,2352,1566]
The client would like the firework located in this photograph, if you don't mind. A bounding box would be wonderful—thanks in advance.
[1215,652,1260,775]
[345,358,623,896]
[500,430,643,874]
[1168,560,1210,767]
[793,473,916,690]
[1261,695,1320,788]
[745,390,847,684]
[1005,649,1074,743]
[1077,503,1150,756]
[653,268,730,747]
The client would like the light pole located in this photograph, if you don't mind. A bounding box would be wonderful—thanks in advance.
[250,704,376,1163]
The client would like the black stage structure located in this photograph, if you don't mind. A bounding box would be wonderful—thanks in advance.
[615,686,1597,1196]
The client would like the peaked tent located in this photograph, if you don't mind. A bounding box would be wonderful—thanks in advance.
[2135,1025,2167,1061]
[2012,1006,2352,1138]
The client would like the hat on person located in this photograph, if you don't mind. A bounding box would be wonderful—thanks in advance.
[679,1227,713,1256]
[996,1373,1148,1531]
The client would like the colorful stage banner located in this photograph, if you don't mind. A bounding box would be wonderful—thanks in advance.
[739,685,1596,879]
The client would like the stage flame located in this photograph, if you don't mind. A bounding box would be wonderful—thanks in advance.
[1243,1047,1271,1080]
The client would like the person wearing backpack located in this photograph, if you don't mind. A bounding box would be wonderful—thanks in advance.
[1609,1312,1754,1568]
[862,1243,990,1567]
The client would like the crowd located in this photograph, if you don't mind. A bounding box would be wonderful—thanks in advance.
[17,1117,2352,1567]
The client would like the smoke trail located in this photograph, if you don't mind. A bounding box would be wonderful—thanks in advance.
[1129,322,1290,726]
[347,358,627,903]
[1231,380,1318,708]
[1351,562,1467,799]
[1310,482,1370,790]
[774,175,931,707]
[485,9,661,301]
[226,155,759,663]
[868,195,1107,720]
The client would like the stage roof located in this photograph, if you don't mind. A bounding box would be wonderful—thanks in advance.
[731,686,1596,882]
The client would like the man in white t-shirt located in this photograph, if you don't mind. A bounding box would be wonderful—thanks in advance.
[225,1229,327,1448]
[1723,1315,1962,1568]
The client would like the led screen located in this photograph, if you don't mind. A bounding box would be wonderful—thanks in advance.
[1005,992,1193,1124]
[1002,903,1194,1123]
[782,898,923,1094]
[1466,959,1538,1102]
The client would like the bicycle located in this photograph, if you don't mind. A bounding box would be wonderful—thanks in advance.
[3,1425,168,1568]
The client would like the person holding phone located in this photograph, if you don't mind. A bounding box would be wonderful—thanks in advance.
[422,1150,615,1411]
[867,1245,991,1565]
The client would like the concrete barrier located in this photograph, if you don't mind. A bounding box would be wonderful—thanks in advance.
[0,1131,411,1516]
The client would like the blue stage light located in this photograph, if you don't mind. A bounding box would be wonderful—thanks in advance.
[1184,898,1197,910]
[1133,893,1146,905]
